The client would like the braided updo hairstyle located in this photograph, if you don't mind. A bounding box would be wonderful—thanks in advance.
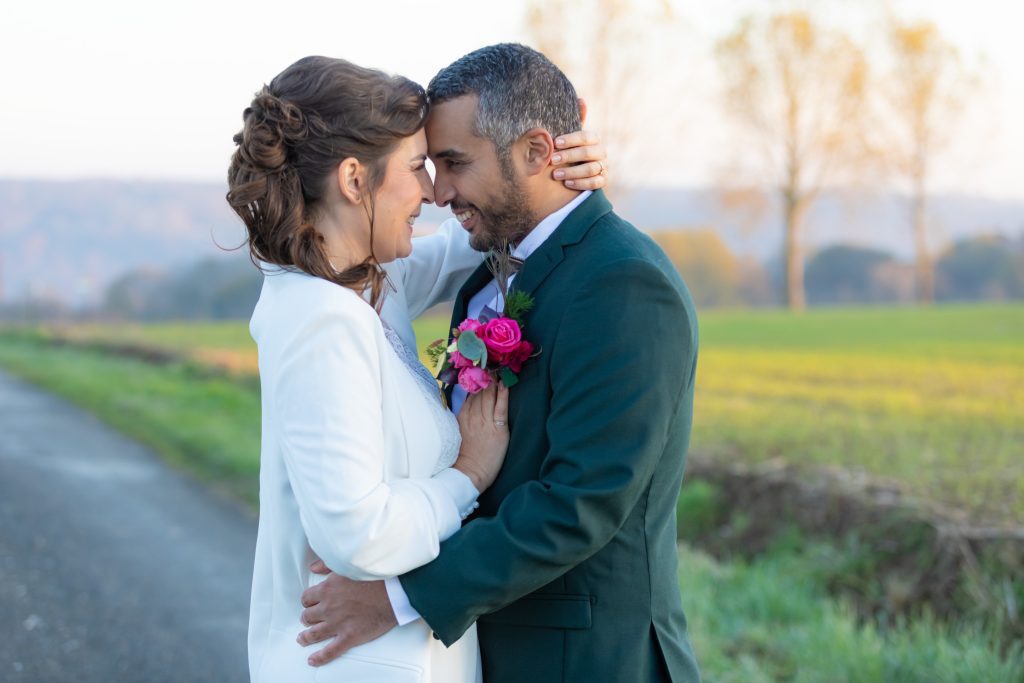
[226,56,429,308]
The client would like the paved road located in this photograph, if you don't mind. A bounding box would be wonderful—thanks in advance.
[0,370,257,682]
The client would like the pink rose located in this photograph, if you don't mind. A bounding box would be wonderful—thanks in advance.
[481,318,522,362]
[506,340,534,373]
[458,318,483,335]
[458,366,492,394]
[450,350,473,369]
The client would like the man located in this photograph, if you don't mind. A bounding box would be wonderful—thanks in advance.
[298,43,701,682]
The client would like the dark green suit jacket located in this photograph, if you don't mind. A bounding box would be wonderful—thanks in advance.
[400,191,701,682]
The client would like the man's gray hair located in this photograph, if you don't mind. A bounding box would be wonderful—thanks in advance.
[427,44,581,163]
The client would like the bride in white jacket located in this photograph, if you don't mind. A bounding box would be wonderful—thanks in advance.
[227,56,605,683]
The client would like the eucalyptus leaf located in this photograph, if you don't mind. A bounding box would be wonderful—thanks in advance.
[457,330,486,363]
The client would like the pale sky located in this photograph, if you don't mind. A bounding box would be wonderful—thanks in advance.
[1,0,1021,198]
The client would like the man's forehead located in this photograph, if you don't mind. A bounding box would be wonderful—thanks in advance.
[425,95,481,152]
[428,94,480,124]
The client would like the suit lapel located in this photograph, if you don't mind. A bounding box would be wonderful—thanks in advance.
[443,191,613,407]
[510,190,614,301]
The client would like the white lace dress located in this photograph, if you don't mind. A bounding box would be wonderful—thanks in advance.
[381,321,459,476]
[381,320,484,683]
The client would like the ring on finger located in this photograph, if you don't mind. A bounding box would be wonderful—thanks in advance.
[494,420,506,427]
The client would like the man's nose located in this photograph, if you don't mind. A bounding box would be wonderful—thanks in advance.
[432,170,455,208]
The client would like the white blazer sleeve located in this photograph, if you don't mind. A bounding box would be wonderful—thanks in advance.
[390,218,485,319]
[274,300,464,581]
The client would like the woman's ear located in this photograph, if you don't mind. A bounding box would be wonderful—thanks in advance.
[336,157,366,204]
[520,127,555,176]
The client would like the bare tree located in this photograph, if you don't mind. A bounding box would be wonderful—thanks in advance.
[525,0,681,200]
[883,20,975,304]
[716,12,870,311]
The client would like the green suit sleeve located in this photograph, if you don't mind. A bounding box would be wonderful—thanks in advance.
[399,257,697,645]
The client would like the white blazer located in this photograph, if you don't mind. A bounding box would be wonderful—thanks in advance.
[247,219,484,683]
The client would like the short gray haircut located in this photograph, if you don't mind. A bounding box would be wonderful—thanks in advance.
[427,44,581,163]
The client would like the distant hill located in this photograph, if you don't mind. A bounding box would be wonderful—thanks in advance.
[0,180,246,306]
[1,179,1021,307]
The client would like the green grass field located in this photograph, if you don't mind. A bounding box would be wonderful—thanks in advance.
[0,323,1020,681]
[0,331,262,504]
[27,303,1024,524]
[694,305,1024,525]
[3,304,1023,680]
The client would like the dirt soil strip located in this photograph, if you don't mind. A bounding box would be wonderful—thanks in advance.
[685,455,1023,629]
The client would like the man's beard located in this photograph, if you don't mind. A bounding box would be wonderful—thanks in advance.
[467,169,534,253]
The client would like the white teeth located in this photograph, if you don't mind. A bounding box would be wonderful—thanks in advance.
[456,210,475,224]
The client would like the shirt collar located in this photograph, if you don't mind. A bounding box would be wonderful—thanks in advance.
[512,190,592,262]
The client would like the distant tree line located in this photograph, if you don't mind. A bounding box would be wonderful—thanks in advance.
[101,257,262,321]
[102,232,1024,317]
[1,233,1020,323]
[650,231,1024,309]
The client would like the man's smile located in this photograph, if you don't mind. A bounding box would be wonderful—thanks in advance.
[452,205,480,231]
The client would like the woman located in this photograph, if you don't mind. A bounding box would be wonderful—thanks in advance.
[227,56,606,683]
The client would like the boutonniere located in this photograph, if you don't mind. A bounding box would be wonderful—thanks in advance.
[425,240,540,394]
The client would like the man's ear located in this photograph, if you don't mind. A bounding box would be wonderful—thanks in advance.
[335,157,367,205]
[520,127,555,177]
[578,97,588,126]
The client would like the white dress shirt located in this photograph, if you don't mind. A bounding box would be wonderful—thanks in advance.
[386,190,592,626]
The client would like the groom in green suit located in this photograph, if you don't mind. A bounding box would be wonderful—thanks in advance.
[298,44,701,682]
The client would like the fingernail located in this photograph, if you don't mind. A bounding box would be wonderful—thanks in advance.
[554,170,565,179]
[552,154,562,163]
[308,657,318,666]
[565,180,575,186]
[555,138,565,147]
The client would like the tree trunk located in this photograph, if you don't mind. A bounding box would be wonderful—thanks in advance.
[783,192,807,311]
[912,168,934,303]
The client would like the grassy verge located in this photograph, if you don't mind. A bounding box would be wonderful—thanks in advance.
[0,330,261,505]
[39,304,1024,524]
[681,544,1023,682]
[0,328,1021,680]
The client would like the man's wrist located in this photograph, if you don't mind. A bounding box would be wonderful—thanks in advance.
[384,576,421,626]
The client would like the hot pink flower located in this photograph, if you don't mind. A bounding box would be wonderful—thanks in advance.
[481,317,523,362]
[450,350,473,369]
[458,319,483,335]
[506,340,534,373]
[458,366,492,394]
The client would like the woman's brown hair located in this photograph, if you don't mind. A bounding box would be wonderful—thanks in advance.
[226,56,428,308]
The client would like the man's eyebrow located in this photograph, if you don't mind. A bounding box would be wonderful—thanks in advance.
[432,149,468,160]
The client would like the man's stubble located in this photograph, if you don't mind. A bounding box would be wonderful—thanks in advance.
[469,157,536,253]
